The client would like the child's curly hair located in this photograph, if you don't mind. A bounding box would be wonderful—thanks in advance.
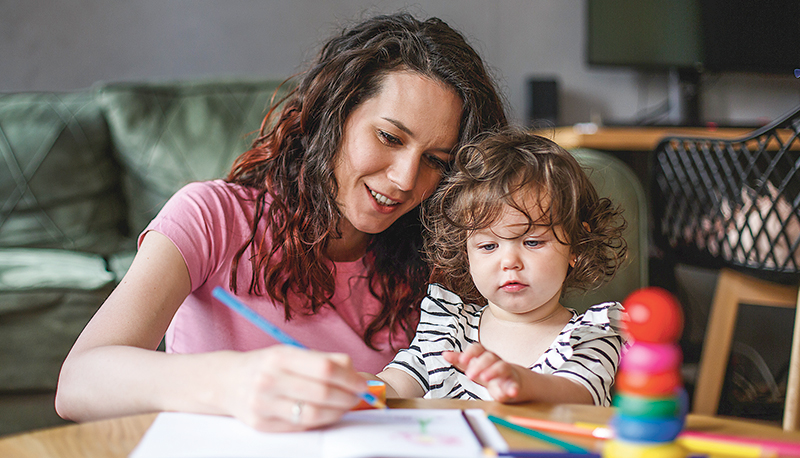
[423,127,628,305]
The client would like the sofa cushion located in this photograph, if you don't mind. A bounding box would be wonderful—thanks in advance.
[0,248,114,293]
[98,79,287,235]
[0,91,129,255]
[0,248,115,391]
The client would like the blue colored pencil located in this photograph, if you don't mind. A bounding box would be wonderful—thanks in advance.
[487,415,592,454]
[211,287,386,409]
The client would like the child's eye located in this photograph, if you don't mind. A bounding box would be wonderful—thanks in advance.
[378,130,402,146]
[478,242,498,252]
[524,240,542,248]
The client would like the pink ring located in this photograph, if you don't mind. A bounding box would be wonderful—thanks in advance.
[620,342,682,373]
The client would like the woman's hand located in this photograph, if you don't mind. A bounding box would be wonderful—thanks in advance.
[225,346,368,432]
[442,343,522,402]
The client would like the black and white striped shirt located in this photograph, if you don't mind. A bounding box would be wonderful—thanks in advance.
[385,284,626,406]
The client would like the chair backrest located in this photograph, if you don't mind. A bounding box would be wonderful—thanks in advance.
[562,148,649,312]
[653,106,800,284]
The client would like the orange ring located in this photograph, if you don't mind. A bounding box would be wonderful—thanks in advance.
[616,369,682,397]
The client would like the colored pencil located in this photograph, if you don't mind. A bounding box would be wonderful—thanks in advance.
[505,416,609,439]
[676,436,772,458]
[512,417,784,458]
[211,287,386,409]
[681,430,800,458]
[487,415,592,454]
[497,453,601,458]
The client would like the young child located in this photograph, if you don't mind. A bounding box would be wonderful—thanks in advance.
[376,128,628,407]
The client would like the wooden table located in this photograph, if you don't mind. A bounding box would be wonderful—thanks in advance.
[3,398,800,457]
[544,126,756,152]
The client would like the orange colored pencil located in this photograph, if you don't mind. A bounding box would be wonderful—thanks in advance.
[504,416,609,439]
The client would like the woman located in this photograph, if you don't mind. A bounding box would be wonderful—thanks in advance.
[55,12,507,432]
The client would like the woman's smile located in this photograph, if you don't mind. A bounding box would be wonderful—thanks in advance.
[367,185,402,208]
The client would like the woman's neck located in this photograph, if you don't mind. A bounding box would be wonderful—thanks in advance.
[326,220,372,262]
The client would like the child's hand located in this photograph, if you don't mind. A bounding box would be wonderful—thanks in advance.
[442,344,522,402]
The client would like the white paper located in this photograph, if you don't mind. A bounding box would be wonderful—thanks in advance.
[129,412,322,458]
[130,409,502,458]
[464,409,509,454]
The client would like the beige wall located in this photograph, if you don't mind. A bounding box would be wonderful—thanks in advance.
[2,0,798,126]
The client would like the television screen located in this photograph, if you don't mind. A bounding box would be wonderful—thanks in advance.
[586,0,703,71]
[586,0,800,75]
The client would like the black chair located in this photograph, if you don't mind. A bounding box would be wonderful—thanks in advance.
[652,106,800,430]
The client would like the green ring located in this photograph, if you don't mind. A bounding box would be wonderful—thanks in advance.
[612,392,680,418]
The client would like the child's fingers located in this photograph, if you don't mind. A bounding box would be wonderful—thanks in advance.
[462,343,487,359]
[478,360,513,382]
[454,343,487,367]
[464,351,501,380]
[442,351,460,365]
[487,378,520,402]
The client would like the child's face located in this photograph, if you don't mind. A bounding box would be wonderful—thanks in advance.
[466,201,573,321]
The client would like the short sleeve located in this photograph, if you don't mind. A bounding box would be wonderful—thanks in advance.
[552,302,626,406]
[139,180,252,291]
[383,284,485,398]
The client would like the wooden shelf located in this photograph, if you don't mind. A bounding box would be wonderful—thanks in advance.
[540,126,755,151]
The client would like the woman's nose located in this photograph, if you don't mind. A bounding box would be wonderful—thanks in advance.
[387,151,421,192]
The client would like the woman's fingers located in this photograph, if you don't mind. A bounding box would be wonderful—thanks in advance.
[270,348,367,402]
[245,397,352,432]
[229,346,368,431]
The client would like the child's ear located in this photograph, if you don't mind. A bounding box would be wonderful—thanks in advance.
[569,254,577,268]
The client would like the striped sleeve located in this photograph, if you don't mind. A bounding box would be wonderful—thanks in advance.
[549,302,627,406]
[384,284,489,399]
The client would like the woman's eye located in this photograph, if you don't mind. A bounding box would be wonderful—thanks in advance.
[378,130,402,145]
[424,154,451,172]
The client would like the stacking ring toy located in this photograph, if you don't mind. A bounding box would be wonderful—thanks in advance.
[616,368,682,396]
[612,390,687,419]
[604,439,687,458]
[622,287,684,343]
[620,342,682,373]
[613,414,685,443]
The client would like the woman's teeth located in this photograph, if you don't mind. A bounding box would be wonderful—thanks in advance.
[370,189,399,206]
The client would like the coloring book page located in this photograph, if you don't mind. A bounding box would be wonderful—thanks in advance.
[129,409,496,458]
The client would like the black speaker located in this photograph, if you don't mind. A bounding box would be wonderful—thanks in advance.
[526,78,559,127]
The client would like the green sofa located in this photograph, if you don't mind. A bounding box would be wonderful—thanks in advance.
[0,79,286,436]
[0,79,648,437]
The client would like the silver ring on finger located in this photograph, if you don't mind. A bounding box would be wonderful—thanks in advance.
[291,401,304,425]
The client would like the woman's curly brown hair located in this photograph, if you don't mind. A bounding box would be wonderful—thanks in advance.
[225,13,508,349]
[424,128,627,306]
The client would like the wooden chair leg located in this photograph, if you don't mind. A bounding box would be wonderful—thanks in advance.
[693,268,799,418]
[783,287,800,431]
[693,269,741,416]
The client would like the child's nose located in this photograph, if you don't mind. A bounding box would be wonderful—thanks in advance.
[501,248,522,270]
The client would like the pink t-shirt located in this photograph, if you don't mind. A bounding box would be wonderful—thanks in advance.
[141,180,412,373]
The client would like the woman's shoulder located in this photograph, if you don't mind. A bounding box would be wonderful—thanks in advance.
[176,179,260,202]
[164,180,265,216]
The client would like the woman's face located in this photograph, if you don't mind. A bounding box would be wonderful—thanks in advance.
[334,71,462,238]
